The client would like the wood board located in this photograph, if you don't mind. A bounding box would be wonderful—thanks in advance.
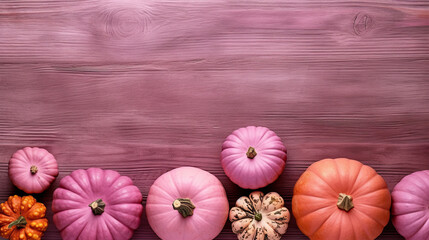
[1,0,429,239]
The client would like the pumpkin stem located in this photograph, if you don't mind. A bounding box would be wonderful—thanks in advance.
[8,216,27,229]
[254,212,262,221]
[30,165,38,174]
[337,193,354,212]
[89,199,105,215]
[172,198,195,218]
[246,147,257,159]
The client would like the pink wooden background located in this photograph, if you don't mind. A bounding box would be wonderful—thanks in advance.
[1,0,429,239]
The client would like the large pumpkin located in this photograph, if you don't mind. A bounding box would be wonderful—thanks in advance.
[292,158,391,240]
[229,191,290,240]
[0,195,48,240]
[52,168,143,240]
[9,147,59,194]
[392,170,429,240]
[146,167,229,240]
[221,126,287,189]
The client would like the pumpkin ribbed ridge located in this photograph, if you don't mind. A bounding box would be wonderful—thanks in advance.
[9,147,59,194]
[0,195,48,240]
[146,167,229,240]
[221,126,287,189]
[392,170,429,240]
[52,168,143,240]
[292,158,391,240]
[229,191,291,239]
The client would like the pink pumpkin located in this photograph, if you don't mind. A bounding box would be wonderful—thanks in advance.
[221,126,287,189]
[146,167,229,240]
[9,147,59,194]
[52,168,143,240]
[392,170,429,240]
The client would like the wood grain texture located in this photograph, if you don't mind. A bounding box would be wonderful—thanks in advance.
[1,0,429,239]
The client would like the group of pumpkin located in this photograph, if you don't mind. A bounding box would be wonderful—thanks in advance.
[0,126,428,240]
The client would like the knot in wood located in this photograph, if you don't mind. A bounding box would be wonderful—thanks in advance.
[101,7,150,39]
[353,12,373,36]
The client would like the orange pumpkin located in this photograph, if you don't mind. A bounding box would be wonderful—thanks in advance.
[0,195,48,240]
[292,158,391,240]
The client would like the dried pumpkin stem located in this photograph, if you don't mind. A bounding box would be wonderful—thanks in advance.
[254,212,262,221]
[337,193,354,212]
[8,216,27,229]
[172,198,195,218]
[89,199,106,215]
[246,147,257,159]
[30,165,38,174]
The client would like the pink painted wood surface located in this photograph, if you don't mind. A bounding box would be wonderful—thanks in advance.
[1,0,429,239]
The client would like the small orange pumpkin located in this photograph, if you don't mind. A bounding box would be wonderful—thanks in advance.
[292,158,391,240]
[0,195,48,240]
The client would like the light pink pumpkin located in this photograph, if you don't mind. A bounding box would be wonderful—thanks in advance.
[8,147,59,194]
[52,168,143,240]
[392,170,429,240]
[221,126,287,189]
[146,167,229,240]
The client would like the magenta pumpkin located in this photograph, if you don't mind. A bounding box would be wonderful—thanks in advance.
[221,126,287,189]
[392,170,429,240]
[9,147,59,194]
[52,168,143,240]
[146,167,229,240]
